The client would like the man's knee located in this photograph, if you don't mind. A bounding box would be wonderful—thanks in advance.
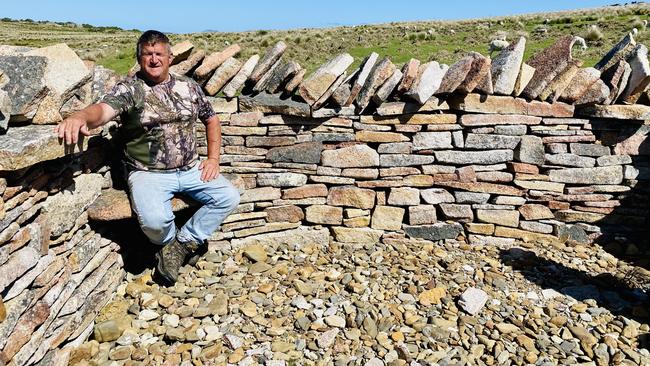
[137,211,174,242]
[222,186,241,212]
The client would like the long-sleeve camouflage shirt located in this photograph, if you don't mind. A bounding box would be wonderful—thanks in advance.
[101,73,216,171]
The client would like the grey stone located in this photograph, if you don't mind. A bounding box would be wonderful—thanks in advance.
[26,44,92,121]
[556,224,590,244]
[619,44,650,104]
[404,222,464,241]
[372,69,403,104]
[250,42,286,83]
[514,135,545,165]
[548,166,623,184]
[0,121,76,170]
[347,52,379,105]
[595,32,636,71]
[380,154,436,167]
[434,150,513,165]
[0,55,48,121]
[377,142,412,154]
[458,287,489,315]
[356,57,396,112]
[569,143,610,157]
[494,125,527,136]
[412,132,452,150]
[491,37,526,95]
[0,247,40,293]
[545,153,596,168]
[265,60,302,94]
[239,93,310,117]
[43,174,103,237]
[597,154,631,166]
[454,192,490,204]
[252,58,282,92]
[222,54,259,98]
[464,134,520,149]
[257,173,307,187]
[406,61,449,104]
[602,60,632,105]
[266,142,323,164]
[230,227,330,250]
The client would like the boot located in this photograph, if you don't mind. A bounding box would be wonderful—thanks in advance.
[155,239,198,285]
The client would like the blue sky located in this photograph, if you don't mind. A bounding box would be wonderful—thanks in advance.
[4,0,620,34]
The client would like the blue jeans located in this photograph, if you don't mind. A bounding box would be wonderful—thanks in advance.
[127,165,240,246]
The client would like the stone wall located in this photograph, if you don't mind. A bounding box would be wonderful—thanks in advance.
[194,93,649,254]
[2,30,650,364]
[0,130,124,365]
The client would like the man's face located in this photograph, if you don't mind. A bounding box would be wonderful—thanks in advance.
[138,42,171,84]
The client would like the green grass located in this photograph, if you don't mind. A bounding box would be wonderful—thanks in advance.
[97,48,135,75]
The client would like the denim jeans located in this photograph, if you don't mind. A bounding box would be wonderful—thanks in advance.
[127,165,240,246]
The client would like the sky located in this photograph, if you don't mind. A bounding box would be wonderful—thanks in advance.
[3,0,624,34]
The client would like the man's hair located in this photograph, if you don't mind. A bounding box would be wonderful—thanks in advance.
[136,30,171,60]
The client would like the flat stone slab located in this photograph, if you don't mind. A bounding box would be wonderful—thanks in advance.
[0,124,90,171]
[595,32,636,71]
[250,42,286,83]
[448,94,574,117]
[222,54,259,98]
[406,61,448,104]
[548,166,624,185]
[522,36,577,100]
[491,37,526,95]
[194,44,241,83]
[239,93,310,117]
[435,150,513,165]
[87,189,196,221]
[347,53,379,105]
[619,44,650,104]
[204,57,242,96]
[404,222,464,241]
[299,53,353,105]
[356,57,396,112]
[559,67,601,104]
[576,104,650,120]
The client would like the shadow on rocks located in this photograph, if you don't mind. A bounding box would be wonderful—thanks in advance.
[588,119,650,272]
[498,247,649,339]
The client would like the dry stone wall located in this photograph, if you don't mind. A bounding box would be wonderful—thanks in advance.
[1,31,650,365]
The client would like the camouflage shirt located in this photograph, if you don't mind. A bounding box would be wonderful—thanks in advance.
[101,72,216,171]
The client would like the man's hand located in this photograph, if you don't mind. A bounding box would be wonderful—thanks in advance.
[55,115,91,145]
[199,158,220,182]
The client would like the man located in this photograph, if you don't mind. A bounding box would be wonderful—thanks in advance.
[56,30,240,285]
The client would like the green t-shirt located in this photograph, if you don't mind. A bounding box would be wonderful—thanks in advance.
[101,72,215,171]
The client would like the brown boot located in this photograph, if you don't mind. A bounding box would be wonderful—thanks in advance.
[155,239,198,285]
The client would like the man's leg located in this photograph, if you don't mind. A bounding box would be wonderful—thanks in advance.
[127,170,177,245]
[176,166,240,246]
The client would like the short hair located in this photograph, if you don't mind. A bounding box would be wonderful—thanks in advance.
[136,30,171,61]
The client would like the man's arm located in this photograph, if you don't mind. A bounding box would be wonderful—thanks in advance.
[198,114,222,182]
[55,102,117,145]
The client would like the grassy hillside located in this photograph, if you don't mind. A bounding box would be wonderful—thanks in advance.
[2,3,650,75]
